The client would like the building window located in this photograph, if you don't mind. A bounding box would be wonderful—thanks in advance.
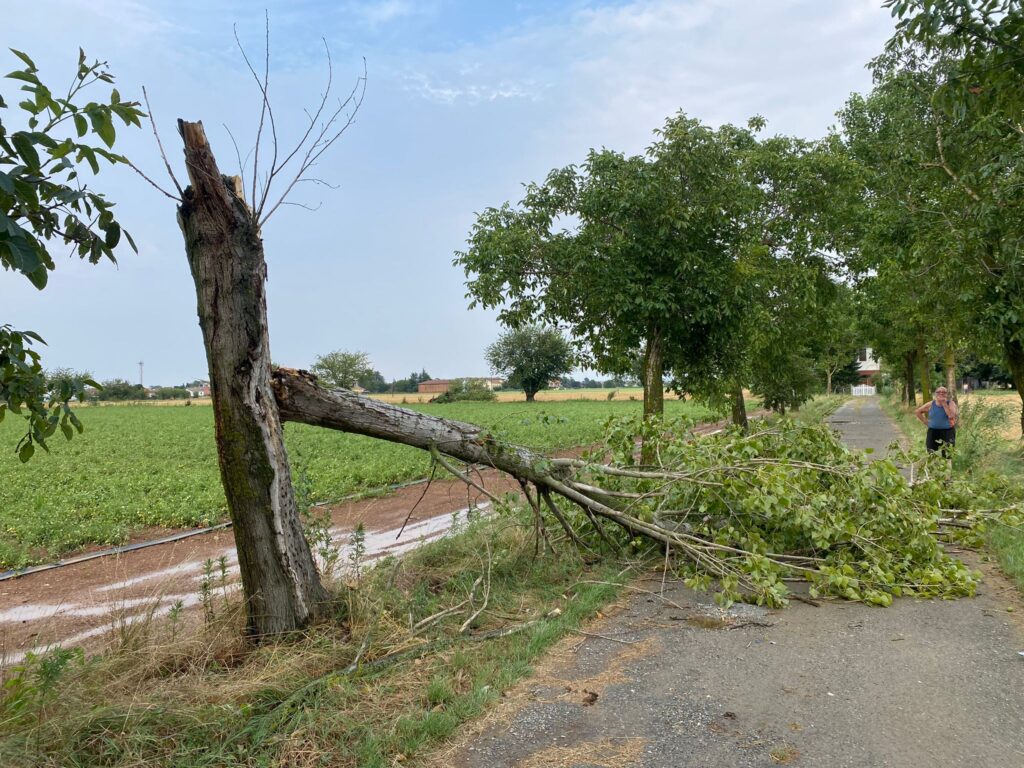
[858,348,868,362]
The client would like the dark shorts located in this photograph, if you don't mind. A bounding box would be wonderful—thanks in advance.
[926,427,956,454]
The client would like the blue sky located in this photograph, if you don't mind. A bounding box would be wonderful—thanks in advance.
[4,0,898,385]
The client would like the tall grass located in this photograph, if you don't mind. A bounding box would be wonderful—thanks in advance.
[880,393,1024,593]
[0,510,626,767]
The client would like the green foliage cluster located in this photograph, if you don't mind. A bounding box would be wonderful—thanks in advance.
[310,350,377,391]
[1,49,142,456]
[485,325,574,401]
[578,418,1005,607]
[0,398,711,568]
[429,379,498,403]
[844,1,1024,422]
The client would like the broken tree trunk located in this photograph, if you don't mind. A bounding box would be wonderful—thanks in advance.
[270,367,838,599]
[177,120,327,639]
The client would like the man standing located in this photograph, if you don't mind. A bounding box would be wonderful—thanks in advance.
[915,386,959,455]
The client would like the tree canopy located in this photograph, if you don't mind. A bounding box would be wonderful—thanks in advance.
[310,350,375,390]
[485,325,574,401]
[457,113,751,421]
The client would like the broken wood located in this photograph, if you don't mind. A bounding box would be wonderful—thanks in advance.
[177,120,327,639]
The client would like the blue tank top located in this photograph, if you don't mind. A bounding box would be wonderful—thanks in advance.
[928,401,952,429]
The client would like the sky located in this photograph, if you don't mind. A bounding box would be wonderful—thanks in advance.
[3,0,899,386]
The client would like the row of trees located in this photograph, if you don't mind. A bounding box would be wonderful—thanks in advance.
[455,115,863,430]
[837,0,1024,431]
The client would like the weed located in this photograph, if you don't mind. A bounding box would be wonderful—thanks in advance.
[200,558,215,624]
[167,599,184,641]
[349,522,367,584]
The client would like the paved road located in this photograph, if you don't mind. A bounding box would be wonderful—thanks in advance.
[826,397,909,457]
[431,400,1024,768]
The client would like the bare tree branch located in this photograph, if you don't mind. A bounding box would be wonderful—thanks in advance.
[142,86,184,199]
[258,54,367,226]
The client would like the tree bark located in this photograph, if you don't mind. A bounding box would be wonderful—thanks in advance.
[1004,335,1024,436]
[904,351,917,407]
[177,120,327,640]
[525,389,537,402]
[825,368,833,397]
[641,327,665,465]
[917,334,931,403]
[642,326,665,419]
[730,383,748,434]
[273,368,553,483]
[944,347,957,402]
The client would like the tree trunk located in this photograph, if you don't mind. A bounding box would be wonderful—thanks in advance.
[944,347,957,402]
[642,327,665,419]
[904,351,917,407]
[1004,335,1024,436]
[917,334,931,403]
[825,368,833,397]
[273,368,552,482]
[730,383,748,434]
[525,389,536,402]
[177,120,327,640]
[641,327,664,465]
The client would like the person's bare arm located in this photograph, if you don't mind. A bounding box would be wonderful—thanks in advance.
[945,400,959,427]
[915,401,931,424]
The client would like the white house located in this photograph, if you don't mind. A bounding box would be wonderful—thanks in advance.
[856,347,881,380]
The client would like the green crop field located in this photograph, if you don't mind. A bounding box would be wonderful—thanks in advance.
[0,399,712,568]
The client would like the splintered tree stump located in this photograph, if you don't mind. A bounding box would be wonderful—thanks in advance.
[177,120,327,639]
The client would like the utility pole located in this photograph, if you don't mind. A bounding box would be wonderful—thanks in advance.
[138,360,144,388]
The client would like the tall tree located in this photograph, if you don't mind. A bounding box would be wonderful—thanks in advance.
[485,325,574,402]
[456,113,749,428]
[310,350,374,390]
[879,0,1024,430]
[1,49,142,458]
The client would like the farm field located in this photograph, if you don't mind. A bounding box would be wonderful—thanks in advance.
[0,398,713,569]
[370,387,677,404]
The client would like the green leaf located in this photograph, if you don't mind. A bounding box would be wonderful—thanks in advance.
[9,49,37,71]
[18,441,34,463]
[88,110,116,148]
[5,70,39,85]
[104,221,121,249]
[73,113,88,138]
[10,132,40,170]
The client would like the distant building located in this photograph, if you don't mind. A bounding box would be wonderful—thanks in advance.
[417,377,504,394]
[185,381,211,398]
[857,347,881,380]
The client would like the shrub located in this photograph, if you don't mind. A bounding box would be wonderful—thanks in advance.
[430,379,497,403]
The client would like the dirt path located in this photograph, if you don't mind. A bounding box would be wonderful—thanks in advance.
[430,398,1024,768]
[0,417,739,667]
[0,471,514,666]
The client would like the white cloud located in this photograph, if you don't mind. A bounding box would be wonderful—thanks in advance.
[401,71,540,104]
[348,0,422,26]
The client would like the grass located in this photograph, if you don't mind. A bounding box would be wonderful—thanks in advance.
[879,392,1024,593]
[793,394,849,424]
[0,511,629,768]
[0,398,712,569]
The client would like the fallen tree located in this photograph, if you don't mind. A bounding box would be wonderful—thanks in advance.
[273,366,1001,608]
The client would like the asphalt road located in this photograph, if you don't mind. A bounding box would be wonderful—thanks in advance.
[431,398,1024,768]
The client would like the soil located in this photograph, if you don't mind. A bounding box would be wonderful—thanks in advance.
[0,469,516,666]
